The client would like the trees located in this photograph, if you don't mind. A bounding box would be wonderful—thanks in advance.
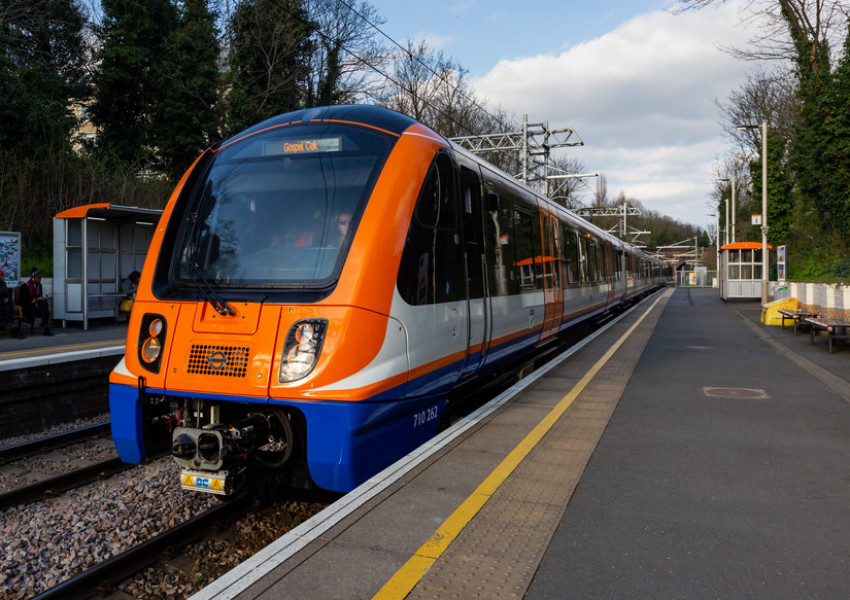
[223,0,314,136]
[380,39,519,173]
[788,11,850,246]
[151,0,221,181]
[303,0,386,107]
[0,0,87,155]
[91,0,179,166]
[697,0,850,274]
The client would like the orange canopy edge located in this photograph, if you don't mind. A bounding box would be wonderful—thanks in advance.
[55,203,111,219]
[721,241,773,250]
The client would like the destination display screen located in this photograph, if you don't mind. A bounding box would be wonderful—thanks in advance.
[262,136,342,156]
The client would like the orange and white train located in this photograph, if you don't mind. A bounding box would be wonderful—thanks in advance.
[109,105,669,499]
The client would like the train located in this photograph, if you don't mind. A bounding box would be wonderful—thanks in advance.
[109,104,670,499]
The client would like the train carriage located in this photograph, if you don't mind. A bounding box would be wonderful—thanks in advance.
[109,105,668,499]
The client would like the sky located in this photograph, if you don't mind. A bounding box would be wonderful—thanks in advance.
[363,0,761,230]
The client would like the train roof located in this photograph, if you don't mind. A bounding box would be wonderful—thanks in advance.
[215,105,421,150]
[212,104,661,264]
[447,141,642,254]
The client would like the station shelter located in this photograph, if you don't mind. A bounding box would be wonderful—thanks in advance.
[719,241,773,301]
[53,203,162,329]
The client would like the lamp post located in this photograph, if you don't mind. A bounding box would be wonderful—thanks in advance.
[708,212,719,256]
[737,121,768,305]
[730,175,737,244]
[708,212,720,283]
[715,176,738,245]
[716,178,728,246]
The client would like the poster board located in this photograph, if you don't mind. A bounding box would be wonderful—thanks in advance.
[0,231,21,282]
[777,244,786,282]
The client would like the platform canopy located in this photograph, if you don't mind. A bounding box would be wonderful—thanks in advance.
[55,202,162,223]
[53,203,163,329]
[721,241,773,250]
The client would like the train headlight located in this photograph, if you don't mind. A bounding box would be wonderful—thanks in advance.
[279,319,327,382]
[141,336,162,362]
[138,314,167,373]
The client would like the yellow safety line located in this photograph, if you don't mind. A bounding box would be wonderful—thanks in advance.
[372,290,670,600]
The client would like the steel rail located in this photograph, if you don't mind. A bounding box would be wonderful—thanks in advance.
[0,456,129,510]
[0,422,111,464]
[29,495,254,600]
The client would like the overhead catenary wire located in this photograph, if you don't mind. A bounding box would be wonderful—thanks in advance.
[261,0,514,144]
[333,0,516,134]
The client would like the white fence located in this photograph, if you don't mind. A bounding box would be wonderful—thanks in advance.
[773,282,850,312]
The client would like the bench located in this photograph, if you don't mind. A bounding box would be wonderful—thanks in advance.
[0,302,34,336]
[778,305,819,335]
[803,313,850,353]
[14,302,48,333]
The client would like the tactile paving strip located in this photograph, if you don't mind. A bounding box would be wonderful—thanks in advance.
[407,290,672,600]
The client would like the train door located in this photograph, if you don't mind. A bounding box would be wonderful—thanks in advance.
[460,166,489,377]
[605,241,616,308]
[539,206,563,343]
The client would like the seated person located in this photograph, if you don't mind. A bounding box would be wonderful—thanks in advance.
[21,269,53,336]
[0,270,24,339]
[123,270,141,299]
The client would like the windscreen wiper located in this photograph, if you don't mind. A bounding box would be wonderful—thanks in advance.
[183,259,236,316]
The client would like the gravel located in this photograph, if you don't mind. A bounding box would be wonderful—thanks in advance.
[1,452,326,600]
[0,415,327,600]
[0,458,217,599]
[0,413,111,450]
[118,500,325,599]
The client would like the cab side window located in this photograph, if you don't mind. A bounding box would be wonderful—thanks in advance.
[397,152,465,305]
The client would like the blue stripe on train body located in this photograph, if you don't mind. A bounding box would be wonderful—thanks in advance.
[108,325,546,492]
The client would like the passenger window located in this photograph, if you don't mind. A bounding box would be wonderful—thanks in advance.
[587,239,599,282]
[513,208,538,289]
[561,225,579,284]
[578,235,590,283]
[484,187,519,296]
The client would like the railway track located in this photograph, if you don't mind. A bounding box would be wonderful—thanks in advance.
[0,421,152,511]
[0,422,111,464]
[0,456,130,510]
[29,495,254,600]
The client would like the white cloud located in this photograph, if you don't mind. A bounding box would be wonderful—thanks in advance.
[450,1,475,17]
[474,2,755,227]
[413,32,454,52]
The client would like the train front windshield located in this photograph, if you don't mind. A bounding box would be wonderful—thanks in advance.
[176,123,394,288]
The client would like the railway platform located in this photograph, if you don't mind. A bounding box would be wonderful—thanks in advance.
[190,286,850,600]
[0,320,125,371]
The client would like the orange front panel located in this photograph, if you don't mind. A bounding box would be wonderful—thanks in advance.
[165,304,282,398]
[192,301,263,335]
[122,301,184,390]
